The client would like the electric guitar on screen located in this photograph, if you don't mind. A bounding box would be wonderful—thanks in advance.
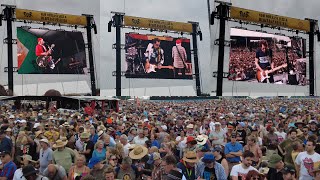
[256,63,287,82]
[36,44,61,69]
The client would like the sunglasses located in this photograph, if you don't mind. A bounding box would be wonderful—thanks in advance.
[0,155,5,158]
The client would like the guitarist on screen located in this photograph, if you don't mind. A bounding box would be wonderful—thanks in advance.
[255,40,275,83]
[172,39,187,77]
[35,38,55,69]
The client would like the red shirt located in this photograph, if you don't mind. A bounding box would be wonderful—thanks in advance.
[85,106,93,116]
[35,44,47,56]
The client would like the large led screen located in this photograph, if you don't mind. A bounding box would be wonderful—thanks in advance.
[229,28,307,86]
[125,33,193,79]
[17,27,87,74]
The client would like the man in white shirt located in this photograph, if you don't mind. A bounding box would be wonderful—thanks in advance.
[132,129,148,146]
[209,122,226,146]
[13,155,38,180]
[295,139,320,180]
[230,150,258,180]
[120,134,131,157]
[275,124,287,143]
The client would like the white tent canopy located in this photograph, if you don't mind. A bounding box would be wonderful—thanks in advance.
[231,28,291,42]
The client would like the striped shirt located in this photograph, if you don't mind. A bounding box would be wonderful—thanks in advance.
[0,161,17,179]
[172,45,187,69]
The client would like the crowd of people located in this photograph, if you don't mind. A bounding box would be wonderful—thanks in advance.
[0,98,320,180]
[229,41,301,81]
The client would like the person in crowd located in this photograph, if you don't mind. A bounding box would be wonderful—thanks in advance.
[225,132,243,171]
[279,129,303,167]
[209,122,226,146]
[43,164,68,180]
[89,126,98,144]
[245,170,265,180]
[92,140,107,161]
[177,151,199,180]
[22,165,49,180]
[68,154,90,180]
[120,134,131,157]
[212,145,229,176]
[39,138,53,174]
[195,153,227,180]
[230,150,258,180]
[244,136,262,168]
[295,138,320,179]
[267,154,285,180]
[88,157,108,180]
[281,166,297,180]
[0,151,17,180]
[104,166,116,180]
[52,139,76,173]
[115,157,138,180]
[13,155,37,180]
[132,129,149,146]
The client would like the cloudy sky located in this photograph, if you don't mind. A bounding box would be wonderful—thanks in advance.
[1,0,320,96]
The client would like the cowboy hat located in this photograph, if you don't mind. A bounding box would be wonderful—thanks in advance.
[128,144,137,150]
[35,131,43,138]
[52,140,67,148]
[294,119,306,126]
[183,151,199,163]
[97,125,106,131]
[196,135,208,146]
[80,132,90,139]
[313,160,320,173]
[22,165,39,177]
[20,154,37,164]
[186,124,194,129]
[39,139,49,145]
[98,130,104,137]
[5,128,12,132]
[129,145,148,160]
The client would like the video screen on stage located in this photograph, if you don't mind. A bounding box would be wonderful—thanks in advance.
[17,27,87,74]
[125,33,193,79]
[229,28,307,86]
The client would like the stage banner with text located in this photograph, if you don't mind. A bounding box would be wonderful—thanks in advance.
[16,9,87,26]
[123,16,193,33]
[230,6,310,32]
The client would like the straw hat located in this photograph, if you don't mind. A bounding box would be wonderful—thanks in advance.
[186,124,194,129]
[97,125,106,131]
[20,155,37,164]
[98,130,104,137]
[35,131,43,138]
[182,151,199,163]
[80,132,90,139]
[294,119,306,127]
[128,144,137,150]
[39,139,49,145]
[5,128,12,132]
[52,140,67,148]
[196,135,208,146]
[129,145,148,160]
[313,160,320,173]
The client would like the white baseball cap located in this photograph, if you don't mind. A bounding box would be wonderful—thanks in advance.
[20,120,27,123]
[33,123,41,129]
[161,125,167,131]
[9,115,15,119]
